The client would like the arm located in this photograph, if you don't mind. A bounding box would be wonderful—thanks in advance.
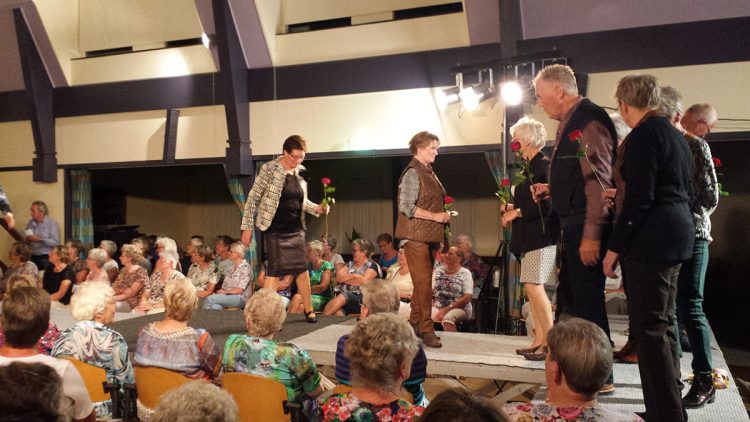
[49,279,72,302]
[240,163,273,245]
[579,120,615,241]
[693,138,719,215]
[197,331,223,384]
[63,364,96,422]
[398,169,450,224]
[106,266,118,283]
[114,281,143,302]
[310,269,332,294]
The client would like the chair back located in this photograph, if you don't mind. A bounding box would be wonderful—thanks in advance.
[330,383,413,403]
[222,372,291,422]
[134,366,191,409]
[61,357,110,402]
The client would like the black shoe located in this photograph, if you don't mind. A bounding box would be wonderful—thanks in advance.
[305,311,318,323]
[683,373,716,408]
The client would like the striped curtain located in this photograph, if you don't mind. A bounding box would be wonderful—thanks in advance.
[226,176,259,277]
[70,170,95,249]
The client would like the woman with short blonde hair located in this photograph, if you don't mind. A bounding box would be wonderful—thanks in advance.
[164,277,199,322]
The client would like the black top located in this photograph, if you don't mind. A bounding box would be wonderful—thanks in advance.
[608,115,694,263]
[268,174,304,233]
[42,265,76,305]
[510,152,558,254]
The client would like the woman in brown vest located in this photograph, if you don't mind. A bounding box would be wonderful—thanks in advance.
[395,131,451,348]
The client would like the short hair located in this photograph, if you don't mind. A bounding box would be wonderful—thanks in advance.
[87,248,108,268]
[608,113,631,143]
[658,85,683,119]
[244,288,286,337]
[190,235,205,243]
[214,235,234,248]
[684,103,718,124]
[164,278,198,322]
[156,237,178,253]
[120,244,143,263]
[376,233,393,245]
[361,279,400,314]
[51,245,70,264]
[419,387,504,422]
[70,281,114,321]
[194,244,214,263]
[615,74,660,110]
[229,241,247,257]
[10,242,32,262]
[510,116,548,149]
[450,244,466,261]
[307,240,324,258]
[131,236,151,251]
[99,240,117,257]
[1,287,50,348]
[66,238,84,256]
[534,64,579,95]
[351,238,374,258]
[158,250,179,269]
[31,200,48,216]
[5,274,37,294]
[320,234,338,250]
[547,317,612,397]
[0,362,64,422]
[408,131,440,155]
[151,380,239,422]
[345,313,419,394]
[282,134,307,153]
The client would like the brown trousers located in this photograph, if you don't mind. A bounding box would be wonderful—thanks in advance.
[404,240,439,335]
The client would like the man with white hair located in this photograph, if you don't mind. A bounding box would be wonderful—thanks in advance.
[681,103,717,139]
[24,200,61,270]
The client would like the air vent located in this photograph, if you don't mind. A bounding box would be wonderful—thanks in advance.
[82,38,203,59]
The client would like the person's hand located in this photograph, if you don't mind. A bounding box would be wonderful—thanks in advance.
[241,229,252,247]
[579,238,601,266]
[501,209,519,227]
[435,307,450,322]
[500,203,514,213]
[603,250,620,278]
[603,188,617,208]
[4,212,14,230]
[26,234,41,242]
[434,211,451,224]
[531,183,549,203]
[217,289,226,295]
[316,204,329,215]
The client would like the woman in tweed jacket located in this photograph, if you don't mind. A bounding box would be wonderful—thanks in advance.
[241,135,325,322]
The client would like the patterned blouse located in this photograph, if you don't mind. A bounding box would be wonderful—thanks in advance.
[186,262,218,291]
[502,402,643,422]
[0,322,59,354]
[340,261,379,295]
[322,393,423,422]
[432,266,474,317]
[51,320,134,418]
[134,323,222,382]
[685,134,719,241]
[222,260,253,302]
[223,334,321,404]
[0,261,39,293]
[143,270,185,306]
[112,266,149,309]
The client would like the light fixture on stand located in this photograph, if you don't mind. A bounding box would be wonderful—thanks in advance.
[459,68,494,112]
[437,74,463,111]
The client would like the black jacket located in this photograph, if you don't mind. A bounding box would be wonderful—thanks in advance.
[510,152,558,254]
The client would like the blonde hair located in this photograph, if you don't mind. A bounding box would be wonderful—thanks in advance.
[87,248,108,268]
[70,282,114,321]
[510,116,548,149]
[615,74,660,110]
[5,275,37,294]
[99,240,117,257]
[658,85,683,119]
[243,289,286,337]
[120,244,142,264]
[307,240,324,258]
[164,278,198,322]
[534,64,578,95]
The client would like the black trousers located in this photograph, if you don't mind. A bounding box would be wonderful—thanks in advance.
[623,258,687,422]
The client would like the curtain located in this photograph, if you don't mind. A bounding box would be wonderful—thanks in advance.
[226,176,259,277]
[70,170,95,250]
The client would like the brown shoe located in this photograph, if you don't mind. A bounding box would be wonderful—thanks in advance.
[613,339,636,360]
[524,345,548,361]
[616,352,638,364]
[599,383,616,395]
[516,344,541,356]
[422,332,443,348]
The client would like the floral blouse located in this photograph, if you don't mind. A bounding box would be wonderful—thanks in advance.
[685,134,719,241]
[0,261,39,293]
[0,322,59,354]
[143,270,185,306]
[186,262,218,291]
[52,320,134,418]
[502,402,643,422]
[322,393,423,422]
[222,260,252,302]
[112,266,149,309]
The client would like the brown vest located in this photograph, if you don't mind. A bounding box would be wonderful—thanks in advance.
[395,158,447,243]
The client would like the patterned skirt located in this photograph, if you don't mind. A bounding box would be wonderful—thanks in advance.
[520,244,558,285]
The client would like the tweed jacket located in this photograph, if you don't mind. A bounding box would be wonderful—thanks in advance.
[241,157,319,232]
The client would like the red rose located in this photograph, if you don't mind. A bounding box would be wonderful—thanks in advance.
[568,129,584,142]
[712,157,722,168]
[501,178,511,187]
[444,196,454,204]
[321,177,332,185]
[510,141,522,152]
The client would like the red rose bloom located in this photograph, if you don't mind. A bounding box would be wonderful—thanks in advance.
[712,157,722,168]
[568,129,584,142]
[501,178,511,187]
[444,196,454,204]
[510,141,522,152]
[321,177,332,185]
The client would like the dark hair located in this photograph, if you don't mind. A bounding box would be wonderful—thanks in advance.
[376,233,393,245]
[1,287,51,348]
[420,388,505,421]
[408,131,439,155]
[195,244,214,263]
[65,238,84,255]
[283,135,307,153]
[214,235,234,248]
[0,362,63,422]
[10,242,32,262]
[321,234,337,250]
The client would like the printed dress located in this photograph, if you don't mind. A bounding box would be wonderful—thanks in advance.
[142,270,185,307]
[322,393,423,422]
[502,402,644,422]
[186,262,218,292]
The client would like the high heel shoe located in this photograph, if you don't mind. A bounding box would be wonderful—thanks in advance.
[305,311,318,324]
[516,344,541,356]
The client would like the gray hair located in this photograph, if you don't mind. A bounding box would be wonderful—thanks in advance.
[151,380,239,422]
[361,279,400,314]
[547,317,612,397]
[454,234,474,252]
[321,234,338,250]
[684,103,718,125]
[615,74,660,110]
[87,248,108,268]
[307,240,324,258]
[352,238,374,258]
[229,241,247,257]
[658,85,683,119]
[244,288,286,337]
[156,237,178,253]
[70,282,114,321]
[608,113,631,144]
[510,116,548,149]
[158,250,179,269]
[31,200,48,216]
[99,240,117,257]
[533,64,579,95]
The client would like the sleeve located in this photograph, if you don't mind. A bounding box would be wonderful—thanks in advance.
[40,219,61,247]
[334,335,351,384]
[197,330,223,383]
[332,254,345,266]
[403,346,427,405]
[241,163,272,231]
[62,362,95,420]
[290,345,321,394]
[461,270,474,296]
[579,120,615,240]
[0,185,10,214]
[304,198,320,216]
[112,334,135,385]
[397,169,420,218]
[431,267,439,288]
[694,139,719,215]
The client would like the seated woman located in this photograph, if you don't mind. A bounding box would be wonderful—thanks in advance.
[223,288,323,420]
[112,244,149,312]
[386,245,414,319]
[289,240,333,313]
[321,234,345,272]
[66,239,89,285]
[0,361,65,422]
[42,245,76,306]
[52,282,133,419]
[202,242,252,310]
[376,233,398,271]
[431,245,473,332]
[323,239,380,316]
[322,313,423,421]
[151,380,239,422]
[0,274,59,354]
[134,250,184,314]
[84,248,110,283]
[185,244,218,298]
[256,260,296,308]
[0,242,38,299]
[454,234,489,284]
[502,318,643,421]
[420,388,504,422]
[99,240,120,282]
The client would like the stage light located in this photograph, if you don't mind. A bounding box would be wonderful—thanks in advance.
[437,87,460,110]
[500,81,523,106]
[202,33,211,49]
[459,86,482,111]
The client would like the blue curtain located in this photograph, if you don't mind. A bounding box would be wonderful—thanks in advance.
[226,176,259,277]
[70,170,94,249]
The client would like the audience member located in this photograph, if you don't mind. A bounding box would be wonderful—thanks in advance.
[0,242,38,298]
[0,184,14,230]
[256,260,297,307]
[66,238,89,284]
[376,233,398,270]
[213,235,234,281]
[150,380,240,422]
[454,234,489,285]
[223,288,323,420]
[323,313,423,421]
[681,103,717,138]
[84,248,111,283]
[0,361,65,422]
[155,236,182,273]
[130,236,153,273]
[202,241,252,310]
[186,244,218,298]
[323,238,380,316]
[42,245,76,306]
[181,235,204,274]
[0,274,60,354]
[321,234,345,272]
[385,244,414,318]
[52,282,133,418]
[289,240,334,313]
[432,245,473,332]
[135,249,185,314]
[421,387,505,422]
[99,240,120,282]
[112,244,149,312]
[24,200,61,271]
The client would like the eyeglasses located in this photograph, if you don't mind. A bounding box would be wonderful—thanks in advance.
[699,120,712,136]
[285,151,305,161]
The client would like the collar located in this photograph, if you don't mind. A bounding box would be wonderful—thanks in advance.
[632,109,666,130]
[556,96,584,141]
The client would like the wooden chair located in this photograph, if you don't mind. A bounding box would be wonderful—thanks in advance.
[61,357,110,402]
[221,372,293,422]
[330,383,413,403]
[133,366,191,409]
